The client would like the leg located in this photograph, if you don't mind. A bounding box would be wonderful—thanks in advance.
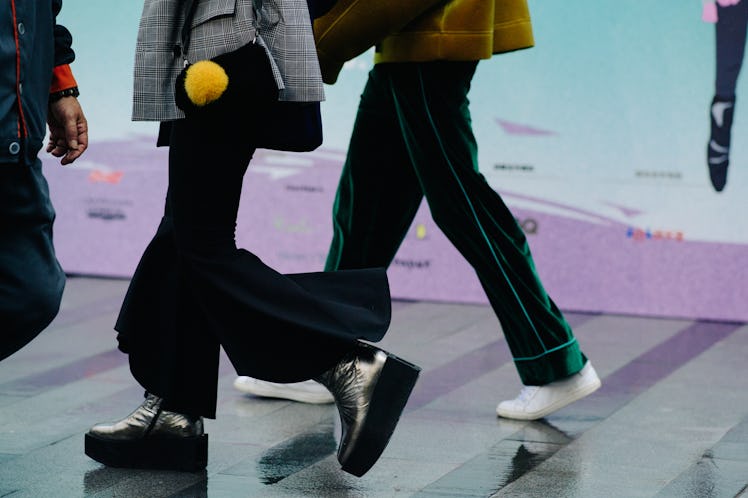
[237,66,425,403]
[385,61,586,385]
[89,116,418,476]
[709,1,748,191]
[114,212,222,418]
[325,67,424,271]
[118,117,392,417]
[715,1,748,99]
[0,159,64,361]
[385,61,599,419]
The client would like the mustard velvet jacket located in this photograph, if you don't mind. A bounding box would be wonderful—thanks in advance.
[314,0,534,83]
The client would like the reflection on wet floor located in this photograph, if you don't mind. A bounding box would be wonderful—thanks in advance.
[256,421,337,484]
[0,278,747,497]
[414,420,572,497]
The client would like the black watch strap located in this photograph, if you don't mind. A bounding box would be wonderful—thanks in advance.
[49,86,80,102]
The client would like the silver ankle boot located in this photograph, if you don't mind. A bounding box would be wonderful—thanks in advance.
[85,394,208,471]
[316,342,420,477]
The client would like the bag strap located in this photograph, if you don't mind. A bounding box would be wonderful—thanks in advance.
[174,0,197,67]
[178,0,261,66]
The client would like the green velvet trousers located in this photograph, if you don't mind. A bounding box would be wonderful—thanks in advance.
[324,61,587,385]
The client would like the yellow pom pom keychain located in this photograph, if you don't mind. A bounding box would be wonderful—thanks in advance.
[183,60,229,107]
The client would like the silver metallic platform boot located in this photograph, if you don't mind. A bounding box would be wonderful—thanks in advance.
[316,342,420,477]
[84,393,208,472]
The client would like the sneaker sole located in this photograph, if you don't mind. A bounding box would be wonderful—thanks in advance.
[234,380,334,404]
[497,377,602,421]
[339,352,420,477]
[84,432,208,472]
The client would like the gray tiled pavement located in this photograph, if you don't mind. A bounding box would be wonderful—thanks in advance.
[1,277,747,497]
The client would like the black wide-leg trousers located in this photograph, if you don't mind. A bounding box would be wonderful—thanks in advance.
[115,118,391,418]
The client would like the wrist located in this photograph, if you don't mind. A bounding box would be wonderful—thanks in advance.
[49,87,80,103]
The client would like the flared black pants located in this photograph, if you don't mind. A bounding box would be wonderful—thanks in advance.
[115,118,391,418]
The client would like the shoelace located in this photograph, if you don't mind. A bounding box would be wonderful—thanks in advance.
[516,386,540,403]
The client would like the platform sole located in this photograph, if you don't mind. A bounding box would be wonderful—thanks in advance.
[84,432,208,472]
[339,352,420,477]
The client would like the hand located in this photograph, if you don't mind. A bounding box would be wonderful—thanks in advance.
[47,96,88,165]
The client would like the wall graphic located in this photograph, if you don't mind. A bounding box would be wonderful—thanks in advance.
[47,1,748,322]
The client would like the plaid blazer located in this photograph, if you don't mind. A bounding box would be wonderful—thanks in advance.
[133,0,325,121]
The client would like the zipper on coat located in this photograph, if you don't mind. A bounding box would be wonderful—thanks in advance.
[10,0,28,139]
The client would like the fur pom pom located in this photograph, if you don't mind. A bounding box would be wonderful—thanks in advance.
[183,61,229,106]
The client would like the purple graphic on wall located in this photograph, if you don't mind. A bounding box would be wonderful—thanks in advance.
[43,137,748,323]
[495,119,557,136]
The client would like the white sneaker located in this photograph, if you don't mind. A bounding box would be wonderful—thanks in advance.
[233,377,334,404]
[496,362,601,420]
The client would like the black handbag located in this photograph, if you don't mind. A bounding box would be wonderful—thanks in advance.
[174,0,323,152]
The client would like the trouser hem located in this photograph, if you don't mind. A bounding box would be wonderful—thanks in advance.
[514,341,587,386]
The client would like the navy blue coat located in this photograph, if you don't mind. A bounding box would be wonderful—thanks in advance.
[0,0,75,165]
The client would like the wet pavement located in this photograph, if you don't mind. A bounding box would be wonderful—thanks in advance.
[1,277,747,497]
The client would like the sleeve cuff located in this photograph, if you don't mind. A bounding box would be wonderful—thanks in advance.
[50,64,78,93]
